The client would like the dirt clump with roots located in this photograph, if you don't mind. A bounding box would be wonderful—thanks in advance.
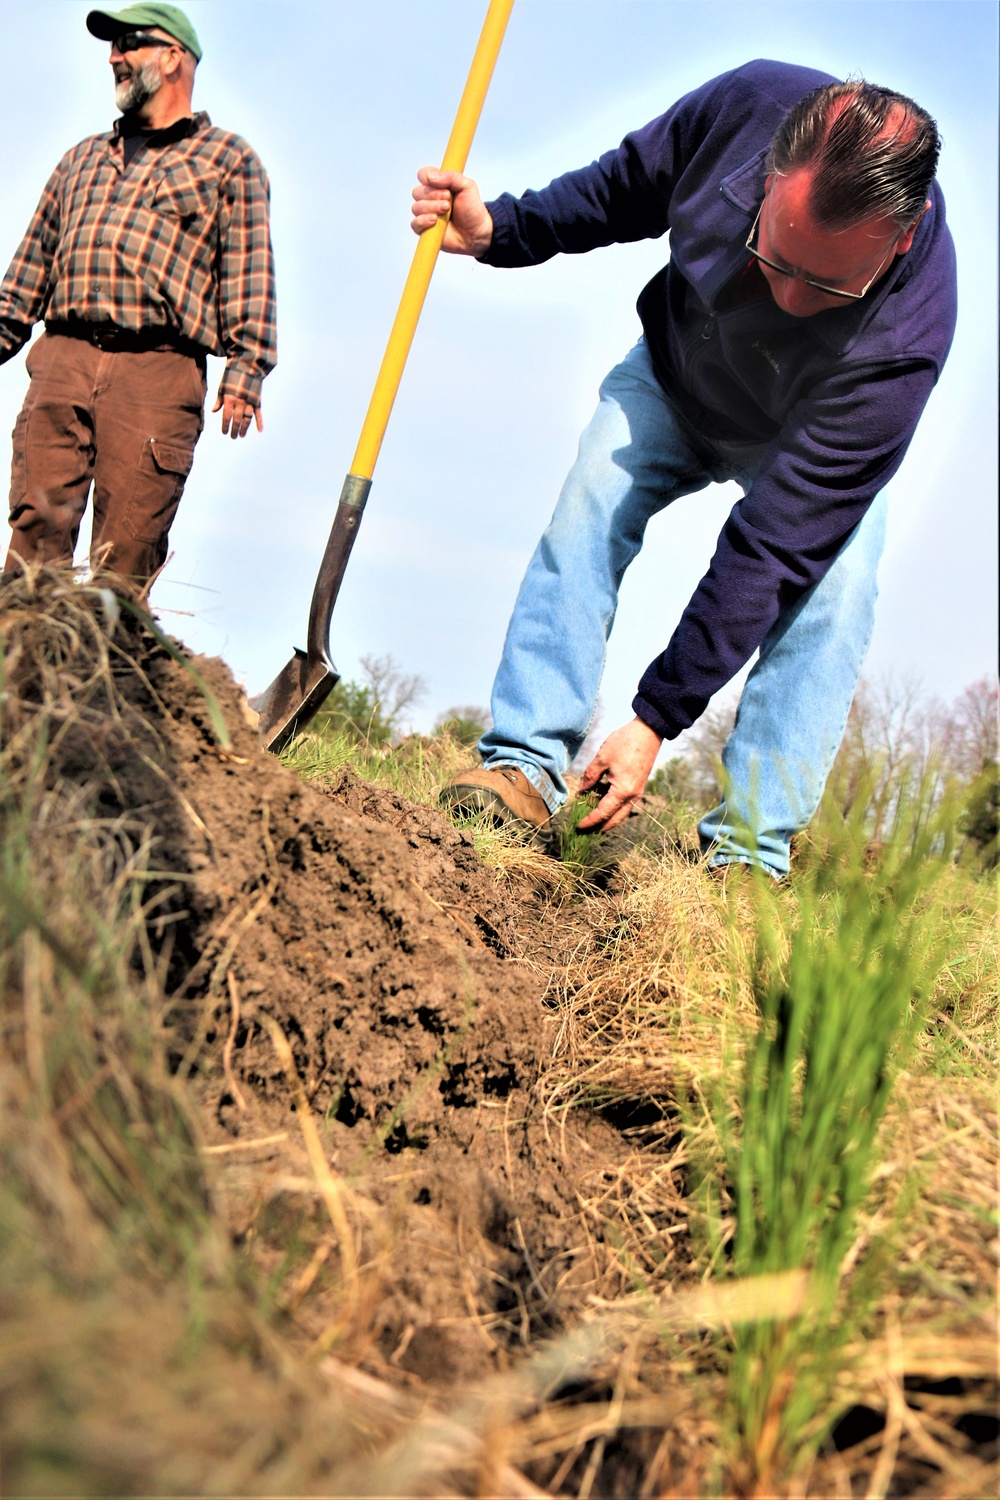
[0,571,643,1391]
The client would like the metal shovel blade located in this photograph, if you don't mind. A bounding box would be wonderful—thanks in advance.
[251,474,370,754]
[249,646,340,754]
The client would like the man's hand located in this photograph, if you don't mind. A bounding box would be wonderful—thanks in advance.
[410,167,494,256]
[213,392,263,439]
[577,717,663,832]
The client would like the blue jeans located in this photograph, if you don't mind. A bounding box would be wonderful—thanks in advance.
[478,339,887,877]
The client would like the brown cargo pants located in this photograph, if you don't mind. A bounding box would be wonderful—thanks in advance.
[4,331,206,586]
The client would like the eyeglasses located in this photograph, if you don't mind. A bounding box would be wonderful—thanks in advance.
[113,31,183,54]
[745,199,898,302]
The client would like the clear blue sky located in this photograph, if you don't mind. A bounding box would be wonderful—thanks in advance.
[1,1,996,746]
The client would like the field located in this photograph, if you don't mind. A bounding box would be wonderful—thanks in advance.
[1,570,996,1498]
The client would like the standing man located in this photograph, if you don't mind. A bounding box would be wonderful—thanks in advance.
[0,3,276,588]
[411,61,956,878]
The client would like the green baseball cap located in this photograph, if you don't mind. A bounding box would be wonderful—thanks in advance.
[86,4,202,62]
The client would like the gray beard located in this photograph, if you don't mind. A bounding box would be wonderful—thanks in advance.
[115,60,162,114]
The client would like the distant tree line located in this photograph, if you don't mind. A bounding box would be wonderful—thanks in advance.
[312,654,491,752]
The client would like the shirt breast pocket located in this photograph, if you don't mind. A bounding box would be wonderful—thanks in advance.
[149,166,217,226]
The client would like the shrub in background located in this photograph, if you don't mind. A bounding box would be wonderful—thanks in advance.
[312,653,426,748]
[432,705,491,750]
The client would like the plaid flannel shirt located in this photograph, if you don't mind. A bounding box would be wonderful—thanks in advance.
[0,112,276,406]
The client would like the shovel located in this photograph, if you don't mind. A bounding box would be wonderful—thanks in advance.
[251,0,514,752]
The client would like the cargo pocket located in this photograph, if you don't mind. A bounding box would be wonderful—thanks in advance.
[124,437,195,544]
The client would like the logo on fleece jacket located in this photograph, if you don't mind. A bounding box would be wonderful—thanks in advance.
[752,339,781,374]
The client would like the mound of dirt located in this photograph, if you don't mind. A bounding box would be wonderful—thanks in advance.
[2,577,637,1385]
[150,686,549,1150]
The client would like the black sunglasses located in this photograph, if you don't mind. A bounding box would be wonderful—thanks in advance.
[113,31,185,54]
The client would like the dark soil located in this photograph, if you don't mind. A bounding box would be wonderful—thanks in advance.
[38,614,638,1386]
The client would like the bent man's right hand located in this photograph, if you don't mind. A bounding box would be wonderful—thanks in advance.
[411,167,493,256]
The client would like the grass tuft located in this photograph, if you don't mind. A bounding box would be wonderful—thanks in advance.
[693,784,980,1494]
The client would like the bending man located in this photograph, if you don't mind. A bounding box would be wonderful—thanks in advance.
[412,60,956,877]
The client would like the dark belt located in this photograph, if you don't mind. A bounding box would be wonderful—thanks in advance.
[45,320,205,360]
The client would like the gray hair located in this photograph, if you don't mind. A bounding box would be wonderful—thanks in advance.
[767,79,941,231]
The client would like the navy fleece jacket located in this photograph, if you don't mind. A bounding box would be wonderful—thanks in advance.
[480,59,957,740]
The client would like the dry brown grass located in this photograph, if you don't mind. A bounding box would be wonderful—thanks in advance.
[500,833,998,1496]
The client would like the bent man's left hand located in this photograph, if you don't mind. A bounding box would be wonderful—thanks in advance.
[577,716,663,832]
[213,392,263,439]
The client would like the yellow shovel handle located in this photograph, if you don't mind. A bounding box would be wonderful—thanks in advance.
[350,0,514,479]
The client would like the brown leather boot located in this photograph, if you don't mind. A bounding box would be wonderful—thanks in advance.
[707,860,782,890]
[440,766,552,842]
[707,859,755,892]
